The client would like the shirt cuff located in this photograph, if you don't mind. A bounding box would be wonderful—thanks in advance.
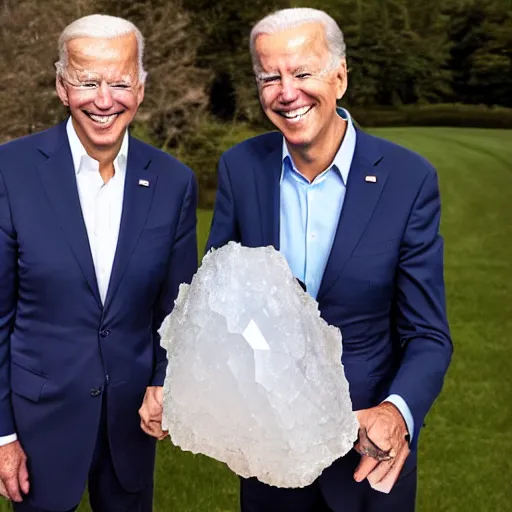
[384,394,414,440]
[0,433,17,446]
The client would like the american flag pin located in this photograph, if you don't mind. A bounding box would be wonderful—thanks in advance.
[365,175,377,183]
[138,179,150,187]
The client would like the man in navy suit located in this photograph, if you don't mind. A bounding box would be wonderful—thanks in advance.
[0,14,197,511]
[206,7,452,512]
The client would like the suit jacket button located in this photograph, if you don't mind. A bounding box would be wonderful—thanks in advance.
[99,330,110,338]
[90,388,101,397]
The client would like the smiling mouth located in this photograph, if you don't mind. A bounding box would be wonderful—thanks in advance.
[278,106,313,122]
[85,112,122,125]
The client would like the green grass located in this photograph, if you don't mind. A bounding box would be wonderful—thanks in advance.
[2,127,511,511]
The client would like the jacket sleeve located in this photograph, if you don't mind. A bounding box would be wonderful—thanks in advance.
[150,172,198,386]
[0,168,17,436]
[388,168,453,446]
[205,156,241,253]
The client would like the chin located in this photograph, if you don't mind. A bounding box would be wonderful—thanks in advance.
[280,130,312,147]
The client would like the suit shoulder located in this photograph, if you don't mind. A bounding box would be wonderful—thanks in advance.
[221,131,282,162]
[130,137,195,182]
[0,126,56,160]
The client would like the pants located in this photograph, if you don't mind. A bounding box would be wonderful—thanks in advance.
[13,394,153,512]
[240,450,417,512]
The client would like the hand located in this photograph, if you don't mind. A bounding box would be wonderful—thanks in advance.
[353,402,410,494]
[138,386,168,440]
[0,440,29,502]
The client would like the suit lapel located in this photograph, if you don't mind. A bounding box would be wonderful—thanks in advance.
[38,124,102,308]
[103,138,157,311]
[317,130,388,301]
[254,134,282,248]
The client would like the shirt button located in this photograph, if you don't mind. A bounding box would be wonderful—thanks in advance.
[311,233,316,239]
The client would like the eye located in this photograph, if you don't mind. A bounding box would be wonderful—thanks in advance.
[111,83,130,89]
[81,82,99,88]
[260,76,280,84]
[296,73,311,79]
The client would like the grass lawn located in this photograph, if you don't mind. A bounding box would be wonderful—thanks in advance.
[2,127,510,511]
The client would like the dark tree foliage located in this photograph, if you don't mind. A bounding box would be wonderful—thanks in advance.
[446,0,512,107]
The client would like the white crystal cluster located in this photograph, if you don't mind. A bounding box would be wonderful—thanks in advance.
[158,242,359,488]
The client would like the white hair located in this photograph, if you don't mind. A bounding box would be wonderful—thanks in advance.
[250,8,346,73]
[55,14,147,83]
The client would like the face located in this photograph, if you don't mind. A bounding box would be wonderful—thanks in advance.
[254,23,347,150]
[56,32,144,158]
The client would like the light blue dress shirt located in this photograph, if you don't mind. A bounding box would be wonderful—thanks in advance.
[279,108,414,438]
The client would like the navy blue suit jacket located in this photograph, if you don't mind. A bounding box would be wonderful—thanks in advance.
[206,128,452,475]
[0,122,197,510]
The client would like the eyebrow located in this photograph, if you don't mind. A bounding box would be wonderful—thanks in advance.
[256,71,280,82]
[73,73,134,84]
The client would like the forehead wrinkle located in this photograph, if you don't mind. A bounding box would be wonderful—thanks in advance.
[66,34,139,74]
[66,52,138,84]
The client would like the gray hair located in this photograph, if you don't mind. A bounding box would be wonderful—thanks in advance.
[55,14,147,83]
[250,8,346,73]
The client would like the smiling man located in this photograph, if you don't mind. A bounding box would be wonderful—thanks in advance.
[0,14,197,511]
[206,7,452,512]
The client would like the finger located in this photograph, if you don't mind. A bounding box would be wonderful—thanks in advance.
[140,419,164,439]
[0,480,8,499]
[353,454,379,482]
[365,424,392,453]
[18,458,30,495]
[140,419,154,437]
[154,387,164,407]
[148,420,165,437]
[157,431,169,441]
[370,446,410,494]
[148,410,162,422]
[357,428,392,461]
[4,475,22,502]
[138,405,150,424]
[367,457,394,487]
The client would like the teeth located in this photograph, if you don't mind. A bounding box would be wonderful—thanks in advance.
[281,106,312,119]
[89,114,117,124]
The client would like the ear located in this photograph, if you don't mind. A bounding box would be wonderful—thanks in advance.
[56,75,69,107]
[136,82,145,107]
[335,58,348,101]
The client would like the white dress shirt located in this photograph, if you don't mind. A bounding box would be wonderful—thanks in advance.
[68,118,128,304]
[0,119,128,446]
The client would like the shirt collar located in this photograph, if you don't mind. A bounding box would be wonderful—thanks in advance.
[66,116,129,176]
[281,107,356,185]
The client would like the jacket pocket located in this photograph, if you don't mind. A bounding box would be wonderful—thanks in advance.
[10,363,48,402]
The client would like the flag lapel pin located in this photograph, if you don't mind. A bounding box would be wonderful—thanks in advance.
[365,175,377,183]
[138,179,150,187]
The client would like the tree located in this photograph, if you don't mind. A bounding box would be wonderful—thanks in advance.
[101,0,211,149]
[447,0,512,107]
[0,0,98,142]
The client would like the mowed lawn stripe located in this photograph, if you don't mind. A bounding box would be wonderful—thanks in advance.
[372,128,511,512]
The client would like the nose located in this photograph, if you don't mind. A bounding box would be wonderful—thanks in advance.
[94,81,114,110]
[279,76,299,103]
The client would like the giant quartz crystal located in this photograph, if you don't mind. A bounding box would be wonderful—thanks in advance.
[158,242,359,488]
